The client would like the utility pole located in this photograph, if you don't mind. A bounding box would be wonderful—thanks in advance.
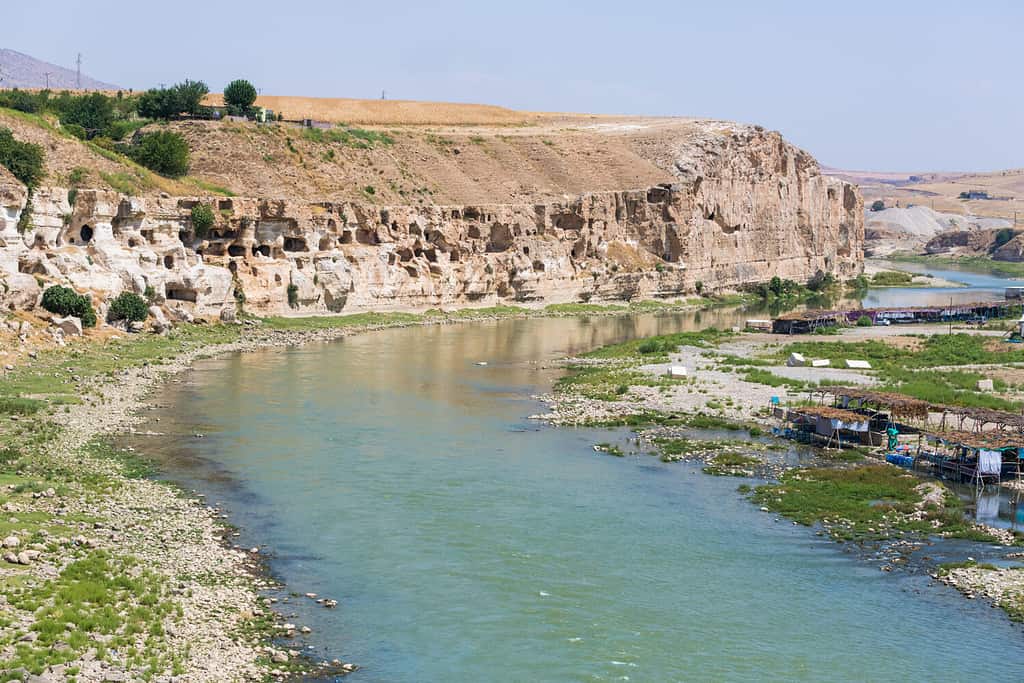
[76,53,82,89]
[43,72,51,89]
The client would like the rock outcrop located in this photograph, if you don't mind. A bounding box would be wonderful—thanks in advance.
[0,125,862,319]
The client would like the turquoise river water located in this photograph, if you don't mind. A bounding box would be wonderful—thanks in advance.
[132,305,1024,681]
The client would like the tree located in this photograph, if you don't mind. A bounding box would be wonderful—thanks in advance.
[41,285,97,327]
[223,79,257,116]
[61,93,115,138]
[107,292,149,323]
[137,88,181,119]
[175,80,209,116]
[138,80,210,119]
[870,199,885,212]
[190,203,214,238]
[0,127,45,190]
[128,131,190,177]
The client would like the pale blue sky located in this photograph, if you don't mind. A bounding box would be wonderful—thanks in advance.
[6,0,1021,171]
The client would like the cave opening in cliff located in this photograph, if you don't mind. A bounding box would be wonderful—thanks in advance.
[468,225,482,239]
[164,255,175,269]
[355,229,377,245]
[318,237,332,251]
[77,225,94,243]
[166,286,197,302]
[486,224,513,252]
[228,245,246,257]
[256,245,271,257]
[340,230,353,244]
[283,237,308,252]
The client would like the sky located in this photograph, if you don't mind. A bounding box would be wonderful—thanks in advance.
[5,0,1021,172]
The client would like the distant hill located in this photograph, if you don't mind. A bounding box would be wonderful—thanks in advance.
[0,48,120,90]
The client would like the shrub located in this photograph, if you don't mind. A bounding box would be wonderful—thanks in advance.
[286,283,299,308]
[103,119,148,141]
[68,166,88,186]
[63,123,88,140]
[993,228,1017,250]
[190,203,214,238]
[223,79,257,116]
[107,292,148,323]
[127,131,190,177]
[695,280,703,295]
[41,285,97,327]
[870,200,885,212]
[0,127,45,189]
[856,315,873,327]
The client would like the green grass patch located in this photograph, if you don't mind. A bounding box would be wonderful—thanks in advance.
[870,270,915,287]
[752,465,997,542]
[186,177,235,196]
[1,550,177,676]
[776,333,1024,410]
[703,452,761,476]
[583,328,734,361]
[303,125,394,148]
[740,368,809,390]
[261,311,422,331]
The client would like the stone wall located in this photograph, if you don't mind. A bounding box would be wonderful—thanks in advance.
[0,125,862,319]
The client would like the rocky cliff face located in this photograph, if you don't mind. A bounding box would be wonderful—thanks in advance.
[0,125,862,320]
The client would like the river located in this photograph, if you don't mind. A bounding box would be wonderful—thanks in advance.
[129,292,1024,681]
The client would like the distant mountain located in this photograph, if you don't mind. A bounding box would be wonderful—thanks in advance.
[0,48,120,90]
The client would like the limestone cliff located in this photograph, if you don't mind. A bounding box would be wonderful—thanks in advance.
[0,123,862,320]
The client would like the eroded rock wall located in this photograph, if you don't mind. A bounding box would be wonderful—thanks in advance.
[0,125,862,319]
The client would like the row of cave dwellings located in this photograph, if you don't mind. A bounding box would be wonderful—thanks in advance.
[190,203,646,279]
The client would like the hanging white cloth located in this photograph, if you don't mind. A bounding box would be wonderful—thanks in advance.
[978,450,1002,475]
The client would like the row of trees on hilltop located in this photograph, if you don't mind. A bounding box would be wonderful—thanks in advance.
[0,78,261,181]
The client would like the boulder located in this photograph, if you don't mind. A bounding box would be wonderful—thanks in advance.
[2,536,18,548]
[0,273,40,311]
[53,316,83,337]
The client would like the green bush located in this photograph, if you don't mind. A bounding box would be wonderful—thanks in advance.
[107,292,149,323]
[856,315,873,327]
[103,119,148,141]
[0,89,43,113]
[62,123,88,140]
[223,79,257,116]
[40,285,97,327]
[0,127,45,189]
[993,228,1017,250]
[61,93,115,138]
[286,283,299,308]
[870,199,885,212]
[127,131,190,177]
[190,203,214,238]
